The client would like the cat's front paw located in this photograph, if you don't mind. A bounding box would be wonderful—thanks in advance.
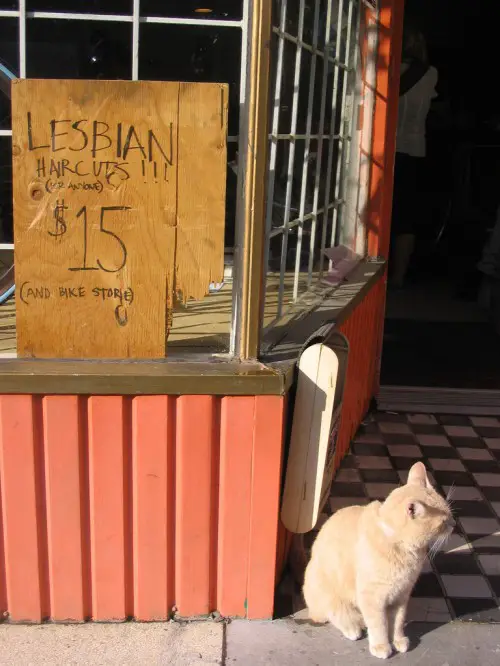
[394,636,410,653]
[342,627,363,642]
[369,643,393,660]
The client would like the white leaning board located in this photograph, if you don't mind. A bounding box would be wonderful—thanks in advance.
[281,343,339,534]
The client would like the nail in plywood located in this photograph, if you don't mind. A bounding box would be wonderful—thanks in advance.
[11,79,227,359]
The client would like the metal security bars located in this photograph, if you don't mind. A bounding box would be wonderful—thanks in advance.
[262,0,362,326]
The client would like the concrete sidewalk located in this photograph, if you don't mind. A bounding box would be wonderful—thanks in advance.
[226,620,500,665]
[0,621,223,666]
[1,619,500,665]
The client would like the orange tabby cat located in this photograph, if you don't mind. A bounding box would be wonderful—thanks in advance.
[303,462,454,659]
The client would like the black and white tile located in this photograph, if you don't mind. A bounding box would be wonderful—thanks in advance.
[327,412,500,623]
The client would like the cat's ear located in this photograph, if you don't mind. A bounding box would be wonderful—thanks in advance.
[407,501,425,519]
[407,462,431,488]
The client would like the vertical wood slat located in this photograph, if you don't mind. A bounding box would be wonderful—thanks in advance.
[175,83,227,303]
[88,396,129,621]
[43,396,85,621]
[217,397,254,617]
[337,277,384,462]
[373,281,387,396]
[175,395,219,617]
[247,395,285,619]
[132,396,175,621]
[370,0,403,390]
[0,456,6,617]
[377,0,404,260]
[0,395,44,621]
[238,0,274,359]
[365,5,386,258]
[366,0,404,259]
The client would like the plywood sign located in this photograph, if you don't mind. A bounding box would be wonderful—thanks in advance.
[12,79,227,358]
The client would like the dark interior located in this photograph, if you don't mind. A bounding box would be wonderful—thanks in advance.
[381,0,500,390]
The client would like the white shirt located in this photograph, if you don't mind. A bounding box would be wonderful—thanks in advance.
[396,65,438,158]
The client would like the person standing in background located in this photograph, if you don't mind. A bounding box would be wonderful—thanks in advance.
[390,23,438,288]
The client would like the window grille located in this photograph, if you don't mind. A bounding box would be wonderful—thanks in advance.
[262,0,363,333]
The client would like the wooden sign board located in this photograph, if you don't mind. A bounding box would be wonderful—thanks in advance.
[12,79,227,358]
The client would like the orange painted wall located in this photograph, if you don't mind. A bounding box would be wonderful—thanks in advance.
[367,0,405,260]
[336,277,385,462]
[0,394,285,622]
[364,0,404,397]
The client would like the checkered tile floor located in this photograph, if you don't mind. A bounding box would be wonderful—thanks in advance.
[279,412,500,623]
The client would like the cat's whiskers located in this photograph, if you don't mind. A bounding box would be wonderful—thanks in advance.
[428,532,449,561]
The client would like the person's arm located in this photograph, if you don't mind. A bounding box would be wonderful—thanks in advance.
[399,60,430,96]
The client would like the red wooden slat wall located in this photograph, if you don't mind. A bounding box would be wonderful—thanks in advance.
[336,277,385,462]
[0,394,284,622]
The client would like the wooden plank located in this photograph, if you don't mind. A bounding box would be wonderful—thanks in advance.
[176,82,227,303]
[132,395,174,621]
[43,395,86,621]
[217,397,254,617]
[281,344,339,534]
[11,79,227,359]
[175,395,217,617]
[12,79,177,359]
[280,345,321,533]
[88,396,129,620]
[0,356,289,396]
[0,395,45,621]
[239,0,273,358]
